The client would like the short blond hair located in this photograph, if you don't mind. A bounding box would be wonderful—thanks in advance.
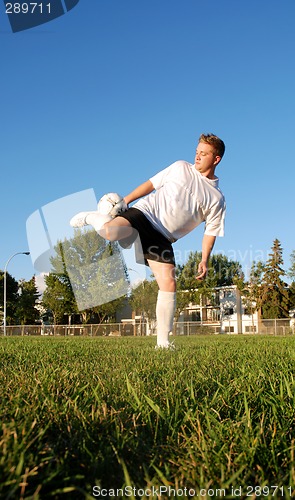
[199,133,225,158]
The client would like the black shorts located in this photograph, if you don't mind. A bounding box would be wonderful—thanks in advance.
[118,207,175,266]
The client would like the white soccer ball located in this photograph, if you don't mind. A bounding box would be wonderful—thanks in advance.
[97,192,127,218]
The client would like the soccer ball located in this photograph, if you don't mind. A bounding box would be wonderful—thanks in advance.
[97,193,127,218]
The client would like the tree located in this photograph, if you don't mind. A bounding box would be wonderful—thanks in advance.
[288,282,295,312]
[287,250,295,311]
[91,296,128,324]
[237,260,265,330]
[177,251,243,290]
[175,251,244,318]
[0,271,19,325]
[43,229,129,324]
[208,253,244,288]
[174,289,195,325]
[42,273,74,325]
[288,250,295,282]
[41,241,77,324]
[129,279,158,327]
[16,277,40,325]
[260,239,289,319]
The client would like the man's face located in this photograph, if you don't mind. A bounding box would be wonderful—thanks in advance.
[194,141,220,177]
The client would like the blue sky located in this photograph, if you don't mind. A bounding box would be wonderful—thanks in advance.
[1,0,295,286]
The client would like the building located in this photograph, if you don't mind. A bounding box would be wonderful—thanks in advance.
[179,285,259,334]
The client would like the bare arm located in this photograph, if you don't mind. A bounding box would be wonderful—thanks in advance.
[124,180,154,205]
[196,234,216,280]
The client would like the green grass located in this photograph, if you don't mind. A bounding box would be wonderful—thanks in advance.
[1,335,295,499]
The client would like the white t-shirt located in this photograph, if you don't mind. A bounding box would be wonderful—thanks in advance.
[133,160,226,242]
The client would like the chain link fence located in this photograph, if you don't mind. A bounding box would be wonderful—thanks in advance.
[1,318,295,337]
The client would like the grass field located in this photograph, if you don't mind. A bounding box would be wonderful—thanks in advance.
[1,335,295,499]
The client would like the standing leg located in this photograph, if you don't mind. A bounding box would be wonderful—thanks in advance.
[71,211,177,347]
[147,260,176,348]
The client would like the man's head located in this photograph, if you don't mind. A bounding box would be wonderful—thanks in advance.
[199,133,225,159]
[195,133,225,178]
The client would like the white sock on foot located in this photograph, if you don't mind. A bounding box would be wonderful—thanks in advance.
[156,290,176,347]
[86,213,112,234]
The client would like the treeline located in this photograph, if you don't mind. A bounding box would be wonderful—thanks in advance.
[1,230,295,326]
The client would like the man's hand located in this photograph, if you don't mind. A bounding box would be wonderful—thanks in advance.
[196,261,208,280]
[196,234,216,281]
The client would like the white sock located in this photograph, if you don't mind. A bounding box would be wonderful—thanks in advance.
[85,213,112,234]
[156,290,176,347]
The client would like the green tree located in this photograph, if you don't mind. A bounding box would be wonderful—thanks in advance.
[0,271,19,325]
[174,289,196,325]
[16,277,40,325]
[129,279,158,327]
[91,296,128,324]
[177,251,243,290]
[208,253,244,288]
[288,282,295,312]
[175,251,243,317]
[287,250,295,311]
[237,260,265,330]
[42,273,74,325]
[288,250,295,282]
[260,239,289,318]
[44,229,129,324]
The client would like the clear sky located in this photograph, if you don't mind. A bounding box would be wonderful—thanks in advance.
[1,0,295,286]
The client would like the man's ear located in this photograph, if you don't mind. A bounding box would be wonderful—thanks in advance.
[214,155,221,166]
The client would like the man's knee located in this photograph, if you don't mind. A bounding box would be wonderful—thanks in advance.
[102,223,116,241]
[147,260,176,292]
[102,222,134,242]
[164,279,177,292]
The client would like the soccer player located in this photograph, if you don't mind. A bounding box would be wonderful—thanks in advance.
[70,133,226,348]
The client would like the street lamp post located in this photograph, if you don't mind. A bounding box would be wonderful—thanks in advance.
[3,251,30,336]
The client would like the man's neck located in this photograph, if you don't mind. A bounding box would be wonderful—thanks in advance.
[205,173,218,180]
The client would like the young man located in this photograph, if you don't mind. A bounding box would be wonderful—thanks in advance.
[70,133,226,348]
